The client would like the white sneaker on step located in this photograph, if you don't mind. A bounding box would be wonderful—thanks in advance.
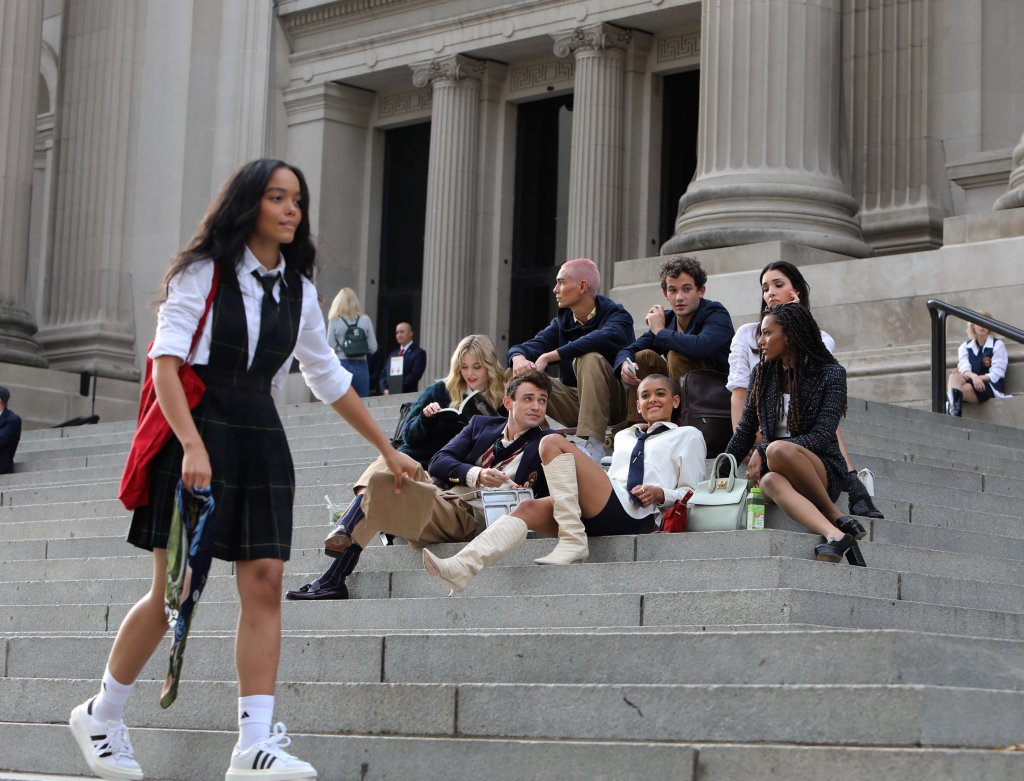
[225,722,317,780]
[68,697,143,781]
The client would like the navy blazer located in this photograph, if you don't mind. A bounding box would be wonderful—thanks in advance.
[506,295,634,388]
[614,297,734,376]
[428,416,559,498]
[378,342,427,394]
[0,407,23,475]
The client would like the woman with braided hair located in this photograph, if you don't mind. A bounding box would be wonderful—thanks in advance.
[724,303,866,565]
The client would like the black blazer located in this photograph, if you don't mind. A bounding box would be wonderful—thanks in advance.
[724,361,848,500]
[428,416,559,498]
[0,407,23,475]
[378,342,427,393]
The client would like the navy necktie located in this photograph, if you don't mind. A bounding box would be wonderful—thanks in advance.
[626,424,669,504]
[252,270,280,340]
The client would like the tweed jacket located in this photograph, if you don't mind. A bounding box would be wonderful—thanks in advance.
[724,360,848,499]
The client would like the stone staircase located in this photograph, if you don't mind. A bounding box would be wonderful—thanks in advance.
[1,395,1023,780]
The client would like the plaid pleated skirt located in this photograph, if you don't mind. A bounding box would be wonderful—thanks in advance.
[127,373,296,561]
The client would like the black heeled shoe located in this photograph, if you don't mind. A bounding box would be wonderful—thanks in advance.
[815,534,854,563]
[844,472,884,520]
[835,514,867,540]
[845,539,867,567]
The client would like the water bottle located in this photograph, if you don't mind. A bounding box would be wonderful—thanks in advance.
[745,487,765,530]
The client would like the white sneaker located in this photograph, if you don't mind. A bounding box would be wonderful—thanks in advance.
[69,698,143,781]
[225,722,317,780]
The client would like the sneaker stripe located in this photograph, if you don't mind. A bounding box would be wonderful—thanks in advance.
[253,750,264,770]
[265,755,276,769]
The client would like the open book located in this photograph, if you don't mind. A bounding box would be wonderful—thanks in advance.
[430,390,499,440]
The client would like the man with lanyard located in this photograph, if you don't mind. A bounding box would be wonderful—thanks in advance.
[506,258,634,462]
[286,370,558,599]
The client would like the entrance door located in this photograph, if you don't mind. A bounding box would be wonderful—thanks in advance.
[509,94,573,347]
[376,121,430,379]
[660,69,700,245]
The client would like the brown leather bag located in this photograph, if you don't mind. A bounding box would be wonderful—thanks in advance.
[678,369,733,457]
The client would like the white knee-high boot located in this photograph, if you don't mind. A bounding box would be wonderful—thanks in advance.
[534,452,589,565]
[422,515,528,593]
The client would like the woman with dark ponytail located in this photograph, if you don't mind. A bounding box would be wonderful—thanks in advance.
[69,160,419,781]
[725,303,866,566]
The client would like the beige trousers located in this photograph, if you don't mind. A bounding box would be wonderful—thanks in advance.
[543,353,626,439]
[351,456,478,549]
[626,349,705,422]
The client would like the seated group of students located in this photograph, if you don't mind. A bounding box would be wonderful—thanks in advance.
[289,254,885,600]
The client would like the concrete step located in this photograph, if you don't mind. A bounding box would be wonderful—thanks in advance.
[3,724,1022,781]
[8,629,1023,691]
[3,677,1022,749]
[3,586,1016,639]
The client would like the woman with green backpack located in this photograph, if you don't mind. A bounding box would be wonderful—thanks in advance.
[326,287,377,396]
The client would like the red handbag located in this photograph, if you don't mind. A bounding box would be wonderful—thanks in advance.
[118,264,221,511]
[657,489,693,534]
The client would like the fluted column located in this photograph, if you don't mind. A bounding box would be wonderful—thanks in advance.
[553,24,630,283]
[994,132,1024,211]
[663,0,870,257]
[0,0,47,367]
[412,55,484,380]
[37,0,140,380]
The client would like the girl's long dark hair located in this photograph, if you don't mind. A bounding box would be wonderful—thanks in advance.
[759,261,812,317]
[159,159,316,301]
[750,303,842,433]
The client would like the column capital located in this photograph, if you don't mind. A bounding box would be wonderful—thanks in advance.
[552,23,632,59]
[411,55,487,89]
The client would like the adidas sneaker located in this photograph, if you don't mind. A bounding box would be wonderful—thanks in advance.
[68,697,143,781]
[225,722,316,780]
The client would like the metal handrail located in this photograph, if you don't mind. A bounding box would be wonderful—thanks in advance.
[927,300,1024,413]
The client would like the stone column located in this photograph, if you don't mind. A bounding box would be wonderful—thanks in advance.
[663,0,870,258]
[994,132,1024,211]
[412,55,484,380]
[37,0,140,380]
[0,0,47,367]
[553,23,631,283]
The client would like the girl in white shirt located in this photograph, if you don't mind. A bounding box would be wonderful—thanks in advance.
[422,374,706,592]
[946,313,1010,416]
[726,261,882,520]
[69,159,419,781]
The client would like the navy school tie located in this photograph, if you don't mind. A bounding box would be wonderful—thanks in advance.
[252,270,280,341]
[626,424,669,505]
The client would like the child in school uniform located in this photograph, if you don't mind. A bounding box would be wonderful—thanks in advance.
[69,159,419,781]
[946,312,1010,416]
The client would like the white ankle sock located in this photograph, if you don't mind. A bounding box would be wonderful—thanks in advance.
[92,667,134,723]
[238,694,274,750]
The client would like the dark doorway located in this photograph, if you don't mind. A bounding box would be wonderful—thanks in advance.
[509,94,573,348]
[660,69,700,246]
[376,121,430,384]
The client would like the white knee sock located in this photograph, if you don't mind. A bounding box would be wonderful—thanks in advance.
[92,667,135,724]
[238,694,275,750]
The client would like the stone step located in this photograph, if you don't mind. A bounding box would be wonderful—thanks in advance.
[2,724,1022,781]
[846,402,1024,450]
[840,419,1024,462]
[8,628,1023,691]
[847,434,1024,478]
[5,586,1022,639]
[3,677,1022,750]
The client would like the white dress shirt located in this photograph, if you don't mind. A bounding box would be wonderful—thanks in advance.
[957,336,1009,398]
[149,248,351,403]
[726,321,837,392]
[607,422,707,520]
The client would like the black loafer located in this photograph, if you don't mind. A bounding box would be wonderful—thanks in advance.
[285,581,349,600]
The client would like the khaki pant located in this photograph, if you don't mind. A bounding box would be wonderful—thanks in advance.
[625,349,705,422]
[351,456,478,549]
[543,353,626,439]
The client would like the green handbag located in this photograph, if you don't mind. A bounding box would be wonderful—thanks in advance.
[686,452,749,532]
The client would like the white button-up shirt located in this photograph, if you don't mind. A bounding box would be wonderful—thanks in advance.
[148,247,350,403]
